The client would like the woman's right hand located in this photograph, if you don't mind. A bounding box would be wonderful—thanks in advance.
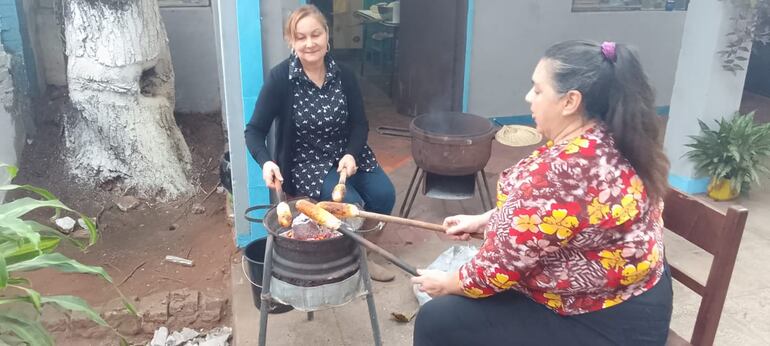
[443,213,489,240]
[262,161,283,189]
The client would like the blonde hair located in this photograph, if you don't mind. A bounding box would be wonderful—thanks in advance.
[284,5,329,47]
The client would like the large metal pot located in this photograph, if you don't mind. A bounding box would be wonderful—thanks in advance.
[245,199,360,287]
[379,112,497,175]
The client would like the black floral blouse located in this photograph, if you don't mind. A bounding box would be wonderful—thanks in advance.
[288,54,377,199]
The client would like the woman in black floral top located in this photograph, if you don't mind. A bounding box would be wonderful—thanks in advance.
[245,5,396,281]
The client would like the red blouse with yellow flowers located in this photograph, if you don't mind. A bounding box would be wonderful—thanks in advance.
[458,124,665,315]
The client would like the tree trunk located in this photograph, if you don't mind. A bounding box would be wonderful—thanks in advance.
[63,0,192,200]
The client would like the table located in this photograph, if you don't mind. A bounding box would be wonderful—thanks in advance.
[354,9,399,95]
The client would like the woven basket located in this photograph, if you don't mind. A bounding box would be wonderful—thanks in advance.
[495,125,543,147]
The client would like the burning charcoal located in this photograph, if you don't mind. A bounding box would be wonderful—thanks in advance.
[290,214,324,240]
[288,213,340,240]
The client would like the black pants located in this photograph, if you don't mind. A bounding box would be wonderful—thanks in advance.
[413,268,672,346]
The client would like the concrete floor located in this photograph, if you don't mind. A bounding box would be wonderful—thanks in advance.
[231,85,770,345]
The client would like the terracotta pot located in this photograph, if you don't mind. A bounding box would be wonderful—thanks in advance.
[707,177,738,201]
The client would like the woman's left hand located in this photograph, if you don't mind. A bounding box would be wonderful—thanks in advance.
[411,269,462,298]
[338,154,358,177]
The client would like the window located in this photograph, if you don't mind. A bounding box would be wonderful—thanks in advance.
[572,0,689,12]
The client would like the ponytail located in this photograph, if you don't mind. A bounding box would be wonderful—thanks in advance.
[544,40,670,200]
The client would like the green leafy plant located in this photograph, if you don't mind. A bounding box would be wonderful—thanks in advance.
[720,0,770,72]
[685,111,770,195]
[0,164,135,345]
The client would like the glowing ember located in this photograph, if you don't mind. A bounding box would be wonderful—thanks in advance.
[281,213,341,241]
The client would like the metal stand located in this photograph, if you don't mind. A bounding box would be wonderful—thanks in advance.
[398,167,495,218]
[399,167,493,218]
[258,233,275,346]
[257,237,382,346]
[358,247,383,346]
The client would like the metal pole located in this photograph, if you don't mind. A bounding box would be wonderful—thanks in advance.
[399,166,420,217]
[337,223,418,276]
[358,248,383,346]
[258,234,275,346]
[403,169,425,218]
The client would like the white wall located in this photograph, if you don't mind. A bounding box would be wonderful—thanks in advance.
[467,0,687,117]
[31,1,221,113]
[161,6,221,113]
[34,0,66,86]
[664,0,748,187]
[0,45,21,202]
[260,0,302,70]
[21,0,47,91]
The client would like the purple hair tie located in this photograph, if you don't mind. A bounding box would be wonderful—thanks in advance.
[601,41,617,62]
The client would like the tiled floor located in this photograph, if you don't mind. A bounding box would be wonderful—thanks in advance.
[231,85,770,345]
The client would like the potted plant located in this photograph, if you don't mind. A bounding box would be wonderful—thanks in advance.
[684,111,770,200]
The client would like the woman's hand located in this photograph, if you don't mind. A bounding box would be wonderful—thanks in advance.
[262,161,283,189]
[443,212,491,240]
[411,270,462,297]
[338,154,358,177]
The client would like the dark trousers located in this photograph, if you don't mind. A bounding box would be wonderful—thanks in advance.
[319,165,396,215]
[414,268,673,346]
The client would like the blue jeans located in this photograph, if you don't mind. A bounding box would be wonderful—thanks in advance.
[319,165,396,215]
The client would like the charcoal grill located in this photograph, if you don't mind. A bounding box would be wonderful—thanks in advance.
[245,199,382,346]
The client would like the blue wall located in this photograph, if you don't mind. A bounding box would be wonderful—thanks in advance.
[236,0,270,246]
[0,0,38,96]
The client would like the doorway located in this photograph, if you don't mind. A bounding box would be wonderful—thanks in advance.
[309,0,469,172]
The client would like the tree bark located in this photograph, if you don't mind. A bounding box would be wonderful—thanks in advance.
[63,0,192,200]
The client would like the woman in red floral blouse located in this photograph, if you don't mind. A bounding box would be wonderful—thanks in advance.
[412,40,673,345]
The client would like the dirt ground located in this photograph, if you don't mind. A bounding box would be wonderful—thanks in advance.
[12,87,235,328]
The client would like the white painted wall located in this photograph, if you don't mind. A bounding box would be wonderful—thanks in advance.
[467,0,687,117]
[34,0,66,86]
[0,45,21,202]
[31,0,221,113]
[21,0,47,91]
[664,0,748,184]
[161,6,221,113]
[260,0,302,70]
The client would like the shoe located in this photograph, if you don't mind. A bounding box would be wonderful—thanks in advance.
[367,259,395,282]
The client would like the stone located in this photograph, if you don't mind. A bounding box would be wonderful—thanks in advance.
[169,223,179,231]
[216,186,225,194]
[54,217,76,233]
[70,313,109,339]
[77,218,89,229]
[139,291,169,324]
[198,295,227,323]
[192,203,206,214]
[71,229,90,239]
[149,326,168,346]
[103,308,141,335]
[168,288,199,317]
[40,304,69,332]
[168,327,199,345]
[198,327,232,346]
[115,196,140,212]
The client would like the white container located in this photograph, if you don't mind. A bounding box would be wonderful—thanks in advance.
[389,1,400,23]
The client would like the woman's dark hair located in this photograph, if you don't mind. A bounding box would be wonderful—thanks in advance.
[543,40,669,200]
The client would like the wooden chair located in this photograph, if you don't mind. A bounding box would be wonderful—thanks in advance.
[663,188,749,346]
